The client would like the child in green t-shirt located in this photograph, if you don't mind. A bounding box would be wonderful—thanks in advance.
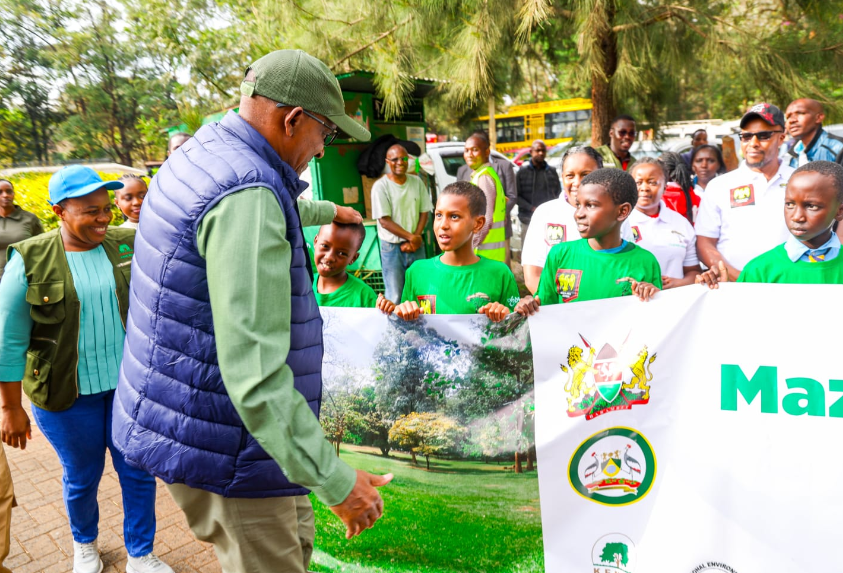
[516,168,661,316]
[389,181,520,322]
[697,161,843,287]
[313,221,381,308]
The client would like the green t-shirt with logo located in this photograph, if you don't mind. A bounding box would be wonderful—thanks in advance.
[313,273,378,308]
[401,255,521,314]
[535,239,662,305]
[737,244,843,284]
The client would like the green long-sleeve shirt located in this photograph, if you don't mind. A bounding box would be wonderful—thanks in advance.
[196,187,356,506]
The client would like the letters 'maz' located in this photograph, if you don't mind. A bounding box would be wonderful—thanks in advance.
[721,364,843,418]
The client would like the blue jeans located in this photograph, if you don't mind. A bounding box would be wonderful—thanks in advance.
[31,391,157,557]
[380,240,426,303]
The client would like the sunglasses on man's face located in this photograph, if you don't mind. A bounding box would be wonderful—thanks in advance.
[386,157,409,163]
[615,129,636,138]
[276,103,338,145]
[739,130,783,142]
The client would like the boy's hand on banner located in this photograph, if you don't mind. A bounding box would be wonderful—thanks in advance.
[395,301,422,320]
[478,302,510,322]
[515,295,541,316]
[618,277,660,302]
[376,294,396,314]
[695,261,732,289]
[330,469,394,539]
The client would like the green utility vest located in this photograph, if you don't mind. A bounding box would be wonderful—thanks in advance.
[8,228,135,411]
[471,164,507,262]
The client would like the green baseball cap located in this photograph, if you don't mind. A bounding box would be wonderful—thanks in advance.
[241,50,371,142]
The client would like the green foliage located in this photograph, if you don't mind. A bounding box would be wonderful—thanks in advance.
[309,445,542,572]
[388,412,464,469]
[599,541,629,567]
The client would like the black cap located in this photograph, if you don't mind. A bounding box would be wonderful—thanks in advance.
[740,103,785,129]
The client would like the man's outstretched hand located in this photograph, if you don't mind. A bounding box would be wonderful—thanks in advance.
[330,470,394,539]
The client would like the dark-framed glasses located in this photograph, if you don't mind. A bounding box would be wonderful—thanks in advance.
[739,130,783,142]
[276,103,338,145]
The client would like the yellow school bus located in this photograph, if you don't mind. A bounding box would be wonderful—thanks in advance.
[477,98,593,153]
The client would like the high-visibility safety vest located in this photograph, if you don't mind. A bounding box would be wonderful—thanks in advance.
[471,164,507,262]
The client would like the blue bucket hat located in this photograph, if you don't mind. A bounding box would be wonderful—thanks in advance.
[48,165,124,205]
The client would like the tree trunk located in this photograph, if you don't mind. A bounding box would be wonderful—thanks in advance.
[335,440,340,456]
[487,95,497,151]
[526,447,535,471]
[411,450,417,465]
[590,3,619,147]
[425,455,430,470]
[514,451,523,474]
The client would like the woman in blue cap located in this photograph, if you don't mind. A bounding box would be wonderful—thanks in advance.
[0,166,172,573]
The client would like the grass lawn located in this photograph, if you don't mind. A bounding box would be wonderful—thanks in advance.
[310,445,544,573]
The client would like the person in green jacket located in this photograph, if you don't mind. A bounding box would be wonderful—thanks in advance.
[0,166,173,573]
[697,161,843,286]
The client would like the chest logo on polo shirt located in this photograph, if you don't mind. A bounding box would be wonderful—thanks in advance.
[556,269,582,302]
[417,295,436,314]
[730,184,755,208]
[631,226,642,243]
[545,223,567,245]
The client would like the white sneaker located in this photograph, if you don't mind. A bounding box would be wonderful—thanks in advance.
[126,553,174,573]
[73,540,103,573]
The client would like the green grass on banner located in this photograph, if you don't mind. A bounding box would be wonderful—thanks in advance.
[310,445,544,573]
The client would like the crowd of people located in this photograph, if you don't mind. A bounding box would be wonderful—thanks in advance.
[0,46,840,573]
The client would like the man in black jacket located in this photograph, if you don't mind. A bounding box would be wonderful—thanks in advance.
[515,140,561,252]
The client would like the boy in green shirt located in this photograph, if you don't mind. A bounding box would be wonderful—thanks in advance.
[697,161,843,286]
[516,168,661,316]
[390,181,520,322]
[313,221,380,308]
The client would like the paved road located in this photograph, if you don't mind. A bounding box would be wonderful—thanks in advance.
[4,397,222,573]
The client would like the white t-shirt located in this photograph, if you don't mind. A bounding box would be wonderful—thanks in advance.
[695,161,793,270]
[371,175,434,244]
[521,197,634,268]
[521,198,579,267]
[628,201,698,279]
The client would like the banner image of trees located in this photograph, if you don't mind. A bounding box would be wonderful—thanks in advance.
[322,312,536,473]
[314,309,542,573]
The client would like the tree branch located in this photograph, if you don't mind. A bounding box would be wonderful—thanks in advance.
[612,8,675,33]
[331,15,413,70]
[289,0,365,26]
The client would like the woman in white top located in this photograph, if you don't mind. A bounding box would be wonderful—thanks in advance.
[628,158,701,289]
[521,146,603,294]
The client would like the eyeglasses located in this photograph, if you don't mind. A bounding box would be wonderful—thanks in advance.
[386,157,409,163]
[739,130,784,142]
[615,129,636,138]
[276,103,338,145]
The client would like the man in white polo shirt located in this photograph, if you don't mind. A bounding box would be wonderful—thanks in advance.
[696,103,794,279]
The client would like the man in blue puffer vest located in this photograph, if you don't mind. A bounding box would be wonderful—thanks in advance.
[113,50,393,573]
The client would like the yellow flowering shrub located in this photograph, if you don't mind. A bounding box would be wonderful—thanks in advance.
[6,171,127,230]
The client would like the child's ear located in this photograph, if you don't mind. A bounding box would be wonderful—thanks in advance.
[617,202,632,221]
[473,215,486,234]
[835,202,843,223]
[350,251,360,265]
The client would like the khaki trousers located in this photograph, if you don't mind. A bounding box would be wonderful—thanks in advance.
[167,484,314,573]
[0,445,15,573]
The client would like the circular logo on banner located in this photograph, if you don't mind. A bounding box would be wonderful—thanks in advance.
[568,427,656,506]
[691,564,739,573]
[591,533,637,573]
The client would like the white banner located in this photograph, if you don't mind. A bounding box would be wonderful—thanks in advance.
[531,284,843,573]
